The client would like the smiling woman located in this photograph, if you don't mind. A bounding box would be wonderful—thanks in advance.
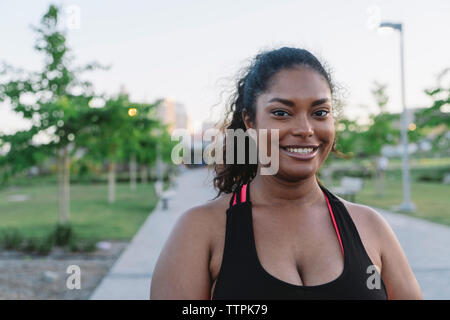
[150,47,423,300]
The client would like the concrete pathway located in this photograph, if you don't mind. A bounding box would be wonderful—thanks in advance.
[90,166,217,300]
[375,207,450,299]
[91,167,450,299]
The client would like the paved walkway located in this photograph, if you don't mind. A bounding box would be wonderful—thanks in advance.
[90,166,217,300]
[90,167,450,299]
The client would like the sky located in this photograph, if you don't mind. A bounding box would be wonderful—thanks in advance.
[0,0,449,134]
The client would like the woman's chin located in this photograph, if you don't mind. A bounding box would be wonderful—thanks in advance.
[276,166,318,181]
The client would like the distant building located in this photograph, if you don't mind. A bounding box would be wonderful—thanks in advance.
[156,97,191,134]
[202,120,217,133]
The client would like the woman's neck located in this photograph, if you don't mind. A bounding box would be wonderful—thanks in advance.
[250,171,324,209]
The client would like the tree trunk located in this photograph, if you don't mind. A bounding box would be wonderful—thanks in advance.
[149,165,156,181]
[130,154,137,190]
[375,168,382,198]
[374,156,382,198]
[58,150,63,223]
[140,165,148,184]
[58,147,70,224]
[108,161,116,203]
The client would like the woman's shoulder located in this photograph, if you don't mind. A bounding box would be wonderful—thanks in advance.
[334,195,394,258]
[175,192,233,239]
[335,195,389,233]
[182,192,233,218]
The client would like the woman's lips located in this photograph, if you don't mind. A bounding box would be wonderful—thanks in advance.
[280,146,319,160]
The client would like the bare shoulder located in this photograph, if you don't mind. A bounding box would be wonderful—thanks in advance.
[150,191,233,299]
[168,191,233,257]
[335,197,423,299]
[334,196,392,269]
[177,192,232,237]
[336,195,390,238]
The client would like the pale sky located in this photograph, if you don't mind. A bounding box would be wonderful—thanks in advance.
[1,0,449,134]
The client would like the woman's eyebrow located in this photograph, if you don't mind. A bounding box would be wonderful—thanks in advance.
[267,97,330,108]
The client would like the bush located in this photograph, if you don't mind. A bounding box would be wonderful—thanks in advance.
[1,224,98,255]
[413,166,450,183]
[385,165,450,183]
[22,237,39,252]
[23,236,54,255]
[22,234,55,255]
[332,166,372,180]
[36,234,55,255]
[68,236,97,252]
[79,239,97,252]
[1,229,24,250]
[52,223,75,246]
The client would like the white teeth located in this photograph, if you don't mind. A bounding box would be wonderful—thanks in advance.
[286,147,314,154]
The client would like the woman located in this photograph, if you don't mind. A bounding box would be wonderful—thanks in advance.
[150,47,423,300]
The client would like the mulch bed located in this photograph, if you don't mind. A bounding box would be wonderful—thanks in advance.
[0,241,128,299]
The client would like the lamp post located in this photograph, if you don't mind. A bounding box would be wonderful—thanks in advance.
[378,22,415,212]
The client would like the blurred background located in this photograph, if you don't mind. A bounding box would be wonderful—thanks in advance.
[0,0,448,299]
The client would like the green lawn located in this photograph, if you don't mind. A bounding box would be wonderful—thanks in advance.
[0,181,159,241]
[329,177,450,226]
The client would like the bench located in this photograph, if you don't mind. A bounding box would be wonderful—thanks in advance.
[331,176,364,203]
[161,190,176,210]
[154,181,176,210]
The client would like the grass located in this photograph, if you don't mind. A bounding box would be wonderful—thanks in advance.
[330,156,450,169]
[329,176,450,227]
[0,181,159,241]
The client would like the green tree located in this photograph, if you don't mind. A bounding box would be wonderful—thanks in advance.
[79,93,162,203]
[334,118,360,157]
[359,82,400,196]
[0,5,105,223]
[414,68,450,153]
[360,81,400,157]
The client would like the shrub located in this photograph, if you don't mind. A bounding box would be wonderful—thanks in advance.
[22,234,55,255]
[332,166,372,180]
[67,235,80,252]
[413,166,450,183]
[22,237,39,253]
[386,165,450,183]
[36,234,55,255]
[1,229,24,250]
[68,237,97,253]
[52,223,75,246]
[80,239,97,252]
[1,224,98,255]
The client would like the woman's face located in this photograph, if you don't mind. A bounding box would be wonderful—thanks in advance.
[245,66,335,181]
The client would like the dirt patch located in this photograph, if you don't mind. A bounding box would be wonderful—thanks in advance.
[0,241,128,299]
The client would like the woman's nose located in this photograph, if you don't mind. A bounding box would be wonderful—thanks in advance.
[291,115,314,138]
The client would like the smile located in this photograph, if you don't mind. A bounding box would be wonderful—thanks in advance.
[280,146,319,160]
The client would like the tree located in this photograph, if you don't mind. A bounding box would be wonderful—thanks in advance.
[414,68,450,153]
[334,118,360,157]
[0,5,106,223]
[360,81,400,196]
[79,93,162,203]
[359,82,400,157]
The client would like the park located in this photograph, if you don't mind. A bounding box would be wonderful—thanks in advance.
[0,2,449,301]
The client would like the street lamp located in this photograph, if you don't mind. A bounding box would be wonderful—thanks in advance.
[378,21,415,212]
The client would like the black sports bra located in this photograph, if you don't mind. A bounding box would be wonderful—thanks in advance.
[211,181,388,300]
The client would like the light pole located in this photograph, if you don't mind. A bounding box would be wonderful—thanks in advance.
[378,22,415,212]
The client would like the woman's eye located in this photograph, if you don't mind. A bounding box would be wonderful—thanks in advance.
[314,110,329,117]
[272,110,289,117]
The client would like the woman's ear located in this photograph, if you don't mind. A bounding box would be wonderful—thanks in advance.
[242,109,253,130]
